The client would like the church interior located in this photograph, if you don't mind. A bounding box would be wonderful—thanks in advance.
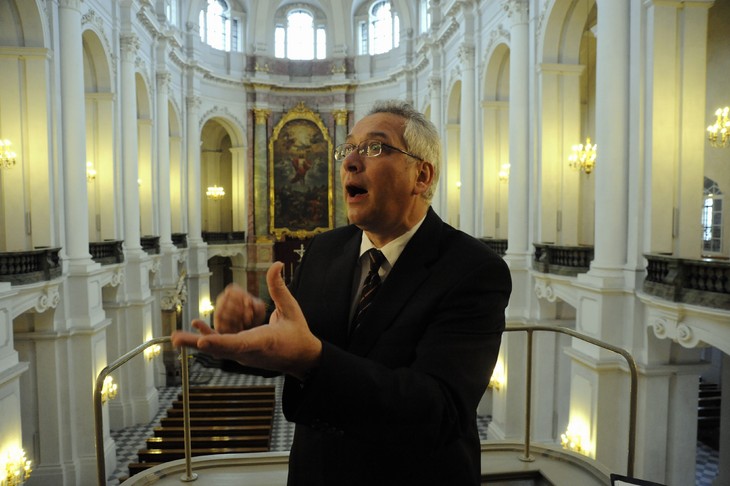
[0,0,728,485]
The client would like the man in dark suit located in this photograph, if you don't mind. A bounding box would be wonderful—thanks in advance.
[172,100,511,485]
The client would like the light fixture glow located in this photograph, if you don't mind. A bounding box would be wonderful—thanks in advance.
[200,299,214,316]
[144,344,161,361]
[0,139,17,169]
[101,376,118,404]
[86,161,97,182]
[206,185,225,200]
[568,137,597,174]
[560,419,593,456]
[488,358,505,391]
[498,163,510,183]
[1,446,32,486]
[707,106,730,148]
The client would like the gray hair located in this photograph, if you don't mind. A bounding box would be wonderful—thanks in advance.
[367,100,441,201]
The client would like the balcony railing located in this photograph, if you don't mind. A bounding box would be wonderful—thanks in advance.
[0,247,62,285]
[479,238,507,256]
[141,235,160,255]
[202,231,246,244]
[533,243,594,276]
[89,240,125,265]
[95,327,638,484]
[171,233,187,249]
[644,253,730,310]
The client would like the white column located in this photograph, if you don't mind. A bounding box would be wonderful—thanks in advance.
[505,0,530,258]
[120,33,142,253]
[229,146,248,232]
[459,43,476,236]
[588,0,630,281]
[157,72,173,251]
[59,0,92,265]
[428,75,444,215]
[186,95,203,245]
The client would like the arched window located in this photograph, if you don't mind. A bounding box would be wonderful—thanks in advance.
[165,0,178,26]
[419,0,431,34]
[199,0,241,52]
[275,8,326,60]
[358,0,400,55]
[702,177,724,254]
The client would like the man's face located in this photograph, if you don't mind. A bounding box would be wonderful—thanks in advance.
[339,112,426,242]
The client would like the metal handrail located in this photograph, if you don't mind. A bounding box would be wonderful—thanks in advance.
[94,336,197,486]
[504,325,638,477]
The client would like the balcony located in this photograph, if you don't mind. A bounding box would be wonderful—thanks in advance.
[533,243,594,276]
[643,254,730,310]
[0,247,62,285]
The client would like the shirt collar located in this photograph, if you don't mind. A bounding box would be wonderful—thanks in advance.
[358,215,427,270]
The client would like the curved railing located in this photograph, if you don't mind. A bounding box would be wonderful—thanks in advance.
[94,336,198,486]
[504,325,638,477]
[95,327,638,484]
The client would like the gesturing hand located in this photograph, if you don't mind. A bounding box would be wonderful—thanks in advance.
[171,262,322,380]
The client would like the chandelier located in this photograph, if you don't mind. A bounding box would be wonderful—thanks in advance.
[206,185,225,200]
[568,138,597,175]
[0,139,16,169]
[707,106,729,148]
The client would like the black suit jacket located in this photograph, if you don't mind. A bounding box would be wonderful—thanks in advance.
[282,208,511,485]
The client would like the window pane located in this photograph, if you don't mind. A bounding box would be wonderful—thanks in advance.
[316,27,326,59]
[206,0,228,51]
[393,13,399,48]
[370,1,393,55]
[275,26,285,58]
[287,10,314,60]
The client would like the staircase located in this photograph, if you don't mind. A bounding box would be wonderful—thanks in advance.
[697,380,721,450]
[127,385,276,477]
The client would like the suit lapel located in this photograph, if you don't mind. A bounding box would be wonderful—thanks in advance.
[315,231,361,345]
[348,209,443,356]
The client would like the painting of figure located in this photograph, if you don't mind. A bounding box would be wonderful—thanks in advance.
[269,102,333,239]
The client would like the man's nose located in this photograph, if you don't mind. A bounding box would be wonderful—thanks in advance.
[342,151,363,172]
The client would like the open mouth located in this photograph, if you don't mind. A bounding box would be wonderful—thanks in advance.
[346,184,367,197]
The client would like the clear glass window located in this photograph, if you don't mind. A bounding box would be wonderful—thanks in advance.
[368,1,399,55]
[702,178,724,254]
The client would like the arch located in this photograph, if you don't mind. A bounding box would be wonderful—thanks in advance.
[537,0,597,246]
[0,0,48,48]
[481,43,511,239]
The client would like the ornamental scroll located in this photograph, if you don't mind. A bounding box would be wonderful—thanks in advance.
[269,102,334,240]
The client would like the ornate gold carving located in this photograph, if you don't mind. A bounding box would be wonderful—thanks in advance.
[332,109,349,126]
[253,108,271,125]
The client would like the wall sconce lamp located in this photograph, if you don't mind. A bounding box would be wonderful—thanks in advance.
[487,359,505,391]
[1,447,32,486]
[568,137,597,174]
[0,139,17,169]
[560,420,592,456]
[498,163,510,183]
[86,161,97,182]
[101,376,118,404]
[200,299,214,317]
[206,185,225,200]
[144,344,161,361]
[707,106,729,148]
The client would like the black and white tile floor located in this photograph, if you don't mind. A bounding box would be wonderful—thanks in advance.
[107,358,720,486]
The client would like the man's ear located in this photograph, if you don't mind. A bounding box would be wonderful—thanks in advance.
[413,161,434,195]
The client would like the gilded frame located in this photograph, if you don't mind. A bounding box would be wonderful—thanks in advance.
[269,102,334,240]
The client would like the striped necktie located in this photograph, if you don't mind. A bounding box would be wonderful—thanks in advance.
[351,249,386,333]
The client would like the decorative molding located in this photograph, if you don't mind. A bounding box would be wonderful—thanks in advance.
[34,287,61,313]
[200,106,246,135]
[186,95,201,111]
[157,71,171,88]
[503,0,529,21]
[458,44,475,69]
[110,268,124,287]
[120,33,140,60]
[253,108,271,125]
[332,109,348,126]
[161,271,187,311]
[428,75,441,92]
[534,280,557,302]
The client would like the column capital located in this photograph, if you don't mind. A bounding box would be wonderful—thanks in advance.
[253,108,271,125]
[428,75,442,91]
[332,109,349,126]
[186,95,201,111]
[458,44,475,68]
[120,33,140,60]
[58,0,83,11]
[503,0,529,24]
[157,71,171,88]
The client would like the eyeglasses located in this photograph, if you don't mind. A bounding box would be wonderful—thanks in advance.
[334,140,424,162]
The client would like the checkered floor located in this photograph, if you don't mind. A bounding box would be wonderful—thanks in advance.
[107,357,721,486]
